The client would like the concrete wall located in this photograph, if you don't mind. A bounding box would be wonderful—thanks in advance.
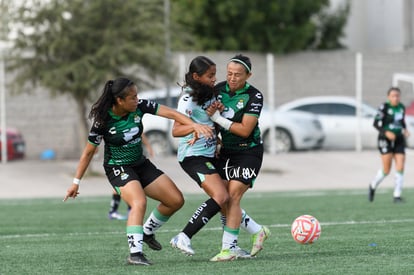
[4,49,414,160]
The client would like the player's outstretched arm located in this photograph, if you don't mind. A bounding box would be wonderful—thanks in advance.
[63,143,97,202]
[157,104,213,139]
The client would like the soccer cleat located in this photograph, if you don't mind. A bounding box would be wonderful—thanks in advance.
[393,197,404,203]
[232,246,253,259]
[170,232,195,255]
[143,233,162,251]
[368,185,375,202]
[210,249,237,262]
[127,252,152,266]
[251,226,271,256]
[108,211,127,220]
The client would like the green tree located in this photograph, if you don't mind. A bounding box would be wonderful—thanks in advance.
[313,2,350,49]
[7,0,171,148]
[172,0,349,53]
[0,1,11,40]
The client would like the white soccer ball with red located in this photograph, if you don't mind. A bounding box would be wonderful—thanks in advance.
[291,215,321,244]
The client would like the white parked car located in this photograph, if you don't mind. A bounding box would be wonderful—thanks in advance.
[139,87,324,155]
[259,108,324,153]
[139,87,182,156]
[277,95,414,149]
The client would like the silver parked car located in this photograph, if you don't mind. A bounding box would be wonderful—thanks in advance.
[277,95,414,149]
[139,88,324,155]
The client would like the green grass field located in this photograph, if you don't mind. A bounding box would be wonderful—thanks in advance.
[1,188,414,274]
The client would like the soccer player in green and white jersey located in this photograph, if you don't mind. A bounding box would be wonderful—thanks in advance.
[369,87,410,203]
[64,77,212,266]
[208,54,270,262]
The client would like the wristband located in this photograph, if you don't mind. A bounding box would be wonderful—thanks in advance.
[73,178,80,185]
[210,111,233,130]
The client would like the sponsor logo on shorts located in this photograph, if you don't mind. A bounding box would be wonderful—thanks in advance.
[223,159,257,181]
[205,161,215,170]
[121,173,129,181]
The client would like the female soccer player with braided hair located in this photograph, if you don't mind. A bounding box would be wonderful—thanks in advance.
[64,77,212,266]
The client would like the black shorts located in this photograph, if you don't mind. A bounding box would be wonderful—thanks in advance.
[180,156,218,186]
[377,134,405,155]
[215,144,264,187]
[104,158,164,192]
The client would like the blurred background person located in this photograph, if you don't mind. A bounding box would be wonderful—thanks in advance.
[369,87,409,203]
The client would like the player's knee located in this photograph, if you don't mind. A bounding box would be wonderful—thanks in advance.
[212,193,229,208]
[129,199,147,212]
[171,193,185,210]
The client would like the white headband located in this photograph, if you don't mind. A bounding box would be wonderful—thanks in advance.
[230,58,251,73]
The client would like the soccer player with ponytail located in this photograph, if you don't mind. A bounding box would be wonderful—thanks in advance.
[64,77,212,266]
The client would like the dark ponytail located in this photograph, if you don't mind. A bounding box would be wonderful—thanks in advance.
[89,78,134,124]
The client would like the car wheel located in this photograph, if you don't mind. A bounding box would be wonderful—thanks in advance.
[263,128,294,153]
[145,131,172,156]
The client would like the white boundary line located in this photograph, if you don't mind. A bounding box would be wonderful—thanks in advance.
[2,218,414,240]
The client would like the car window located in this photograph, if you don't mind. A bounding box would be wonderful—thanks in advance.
[293,103,355,116]
[328,104,355,116]
[293,104,330,115]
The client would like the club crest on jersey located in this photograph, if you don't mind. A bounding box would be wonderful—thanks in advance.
[236,99,244,109]
[134,114,141,123]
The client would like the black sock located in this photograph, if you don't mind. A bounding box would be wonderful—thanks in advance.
[130,252,142,256]
[109,194,121,213]
[182,198,221,239]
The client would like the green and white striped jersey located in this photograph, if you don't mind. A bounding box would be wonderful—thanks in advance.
[215,81,263,151]
[88,99,159,166]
